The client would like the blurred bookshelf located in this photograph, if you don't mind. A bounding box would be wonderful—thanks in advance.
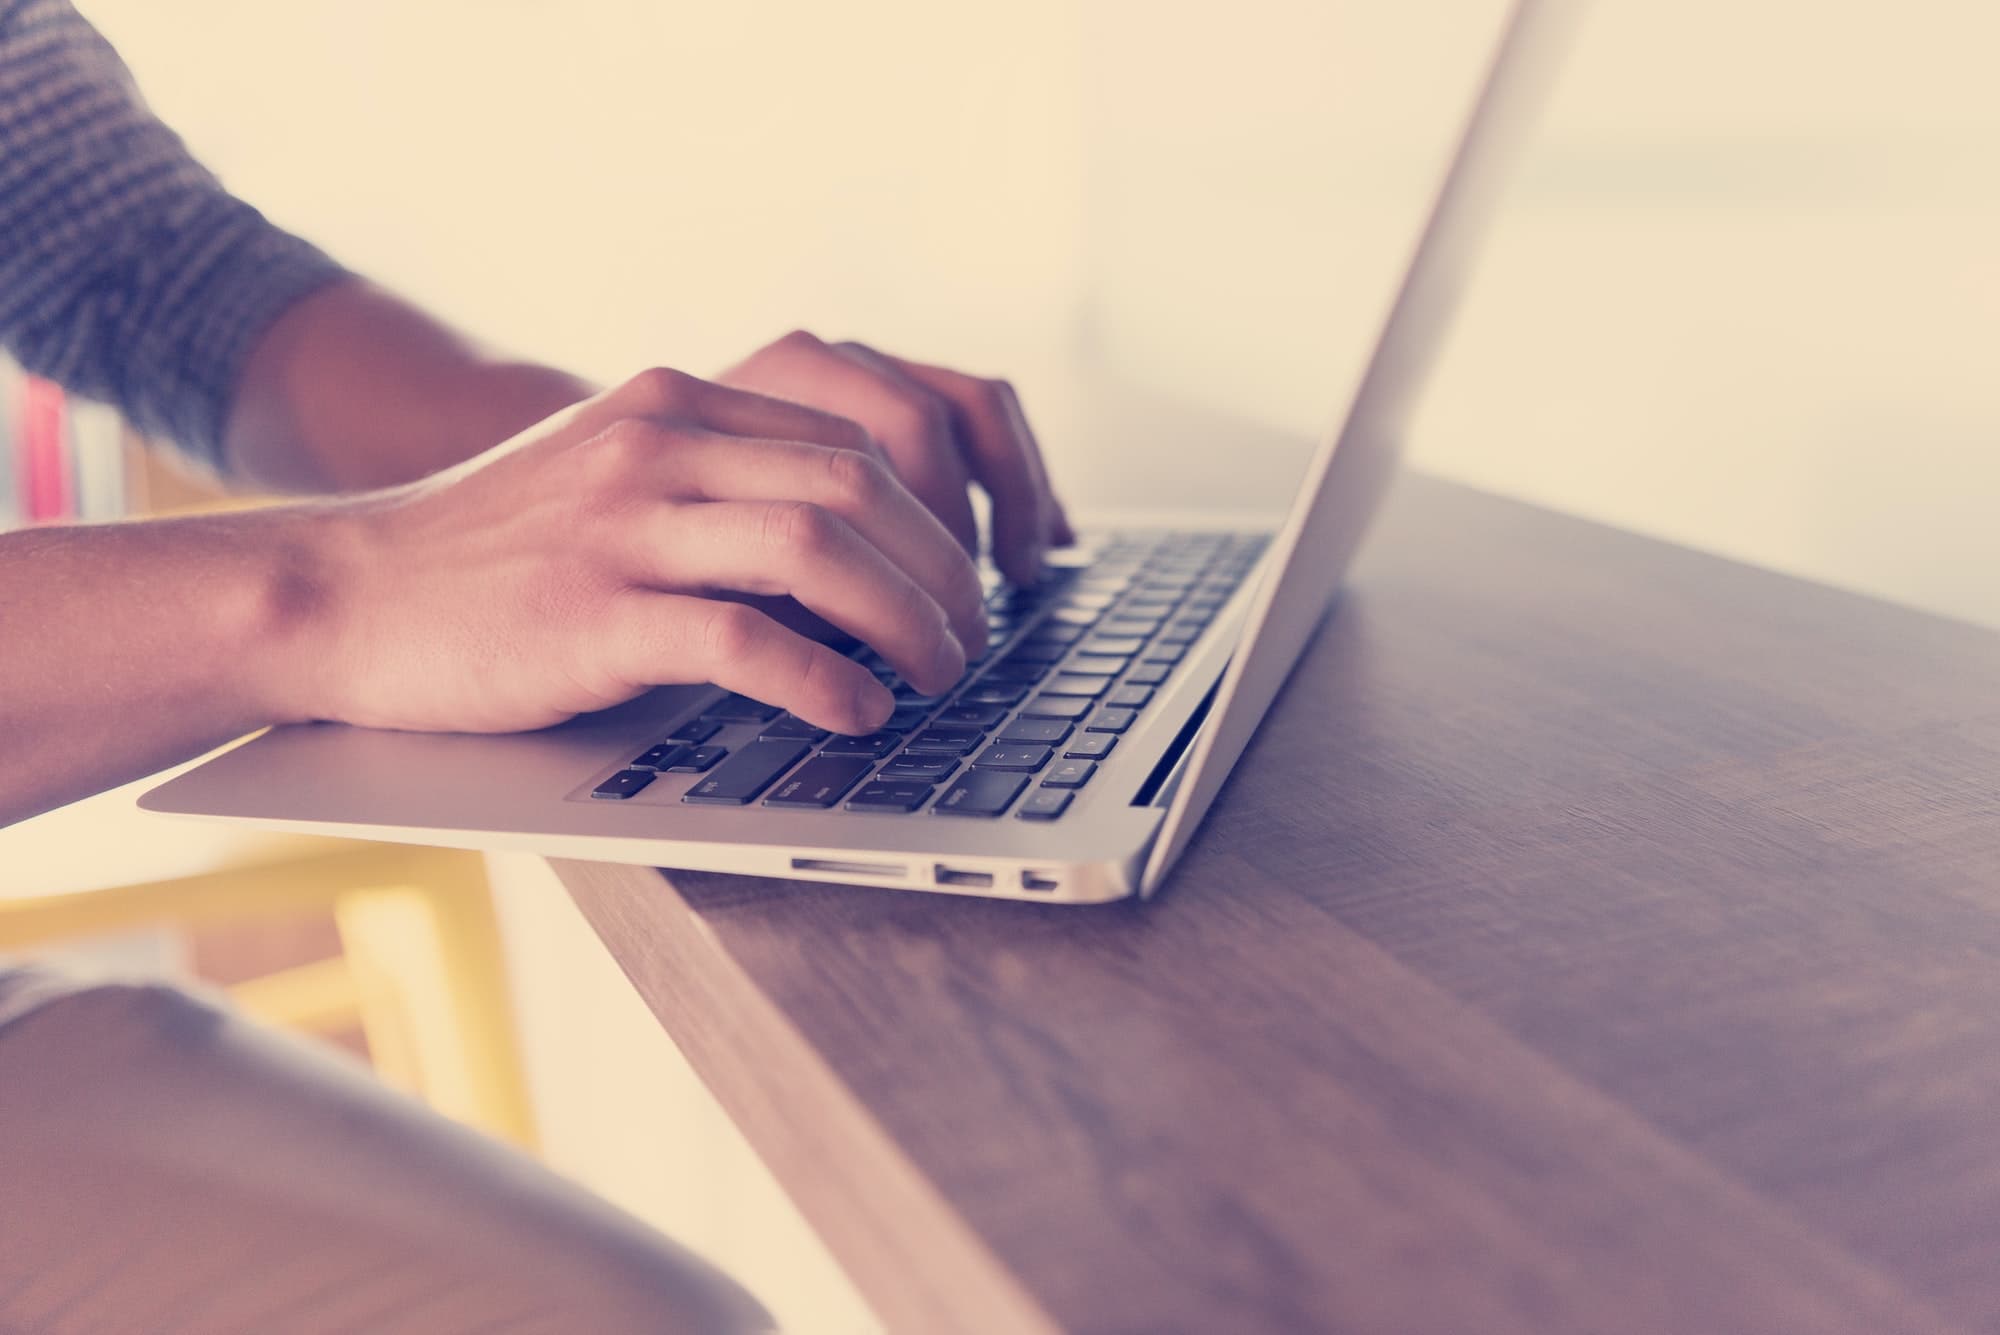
[1,353,232,531]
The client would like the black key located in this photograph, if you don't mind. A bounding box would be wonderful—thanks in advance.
[935,703,1008,729]
[1065,654,1130,676]
[682,740,809,804]
[1026,622,1086,645]
[1017,788,1073,821]
[819,730,902,758]
[666,745,727,773]
[1105,684,1154,709]
[984,660,1050,684]
[1122,598,1178,614]
[702,693,780,723]
[973,744,1052,772]
[1143,644,1187,664]
[933,770,1029,818]
[1062,592,1116,611]
[760,716,830,743]
[765,755,874,808]
[666,719,722,745]
[884,705,933,732]
[905,726,984,755]
[1100,618,1162,638]
[631,743,688,770]
[1005,640,1068,663]
[1124,662,1171,686]
[1156,624,1205,645]
[1064,733,1117,760]
[1086,708,1138,734]
[1020,694,1091,721]
[878,754,959,783]
[997,718,1071,746]
[892,685,947,706]
[591,768,655,800]
[1046,606,1098,626]
[1042,674,1114,698]
[959,681,1028,706]
[1080,636,1145,657]
[847,780,934,814]
[1042,759,1097,789]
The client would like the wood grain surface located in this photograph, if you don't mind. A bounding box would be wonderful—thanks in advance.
[559,474,2000,1335]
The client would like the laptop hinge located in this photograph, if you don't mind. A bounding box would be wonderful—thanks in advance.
[1131,673,1225,809]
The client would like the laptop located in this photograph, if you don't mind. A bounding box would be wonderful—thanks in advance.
[142,0,1580,904]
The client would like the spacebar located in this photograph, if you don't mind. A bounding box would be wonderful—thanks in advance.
[682,740,809,805]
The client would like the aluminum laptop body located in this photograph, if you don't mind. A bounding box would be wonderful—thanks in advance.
[142,1,1579,904]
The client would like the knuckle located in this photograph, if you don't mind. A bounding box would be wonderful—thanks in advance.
[761,499,839,558]
[881,391,951,446]
[624,365,696,413]
[981,376,1020,416]
[581,419,655,484]
[776,328,824,355]
[697,601,761,667]
[822,446,890,509]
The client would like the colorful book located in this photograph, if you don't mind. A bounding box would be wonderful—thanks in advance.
[19,373,73,522]
[0,357,20,528]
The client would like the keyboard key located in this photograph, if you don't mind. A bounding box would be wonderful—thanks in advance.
[1157,624,1205,644]
[997,718,1071,746]
[984,660,1050,684]
[682,740,809,804]
[765,755,874,808]
[1142,644,1187,664]
[666,719,722,745]
[885,705,933,732]
[819,730,902,758]
[1042,759,1097,789]
[702,693,780,723]
[1105,685,1154,709]
[1086,708,1138,733]
[847,780,934,814]
[1064,733,1117,759]
[1042,673,1114,698]
[631,743,687,770]
[1101,618,1162,638]
[1020,694,1092,720]
[906,726,984,755]
[760,716,830,743]
[1026,622,1086,645]
[1065,654,1131,677]
[1005,640,1068,663]
[973,744,1052,772]
[1017,788,1074,821]
[936,703,1008,729]
[591,769,655,800]
[1080,636,1145,657]
[1124,662,1171,686]
[933,770,1029,818]
[959,681,1028,706]
[878,754,959,783]
[666,745,727,772]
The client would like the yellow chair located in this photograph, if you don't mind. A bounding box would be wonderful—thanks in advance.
[0,838,537,1150]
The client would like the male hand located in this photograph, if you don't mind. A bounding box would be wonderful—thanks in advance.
[286,365,993,737]
[719,330,1075,586]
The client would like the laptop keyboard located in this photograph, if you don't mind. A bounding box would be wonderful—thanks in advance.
[588,530,1268,821]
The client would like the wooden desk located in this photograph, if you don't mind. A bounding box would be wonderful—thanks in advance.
[554,475,2000,1335]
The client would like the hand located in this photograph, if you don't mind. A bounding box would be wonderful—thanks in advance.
[718,330,1075,586]
[284,367,989,737]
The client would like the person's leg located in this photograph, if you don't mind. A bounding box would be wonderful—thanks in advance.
[0,965,773,1334]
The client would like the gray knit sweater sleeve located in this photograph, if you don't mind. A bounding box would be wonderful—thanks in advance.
[0,0,348,471]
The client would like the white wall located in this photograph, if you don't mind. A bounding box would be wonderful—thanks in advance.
[82,0,1999,626]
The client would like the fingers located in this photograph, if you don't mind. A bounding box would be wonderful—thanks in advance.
[627,500,967,696]
[632,427,987,656]
[719,332,983,559]
[874,352,1071,583]
[609,593,895,735]
[606,365,883,460]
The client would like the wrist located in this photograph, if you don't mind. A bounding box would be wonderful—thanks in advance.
[231,501,375,727]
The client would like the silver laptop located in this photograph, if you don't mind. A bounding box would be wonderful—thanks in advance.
[142,1,1579,904]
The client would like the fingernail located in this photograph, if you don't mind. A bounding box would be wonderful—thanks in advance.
[855,679,894,730]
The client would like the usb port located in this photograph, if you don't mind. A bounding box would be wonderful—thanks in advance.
[934,865,994,889]
[1020,871,1061,893]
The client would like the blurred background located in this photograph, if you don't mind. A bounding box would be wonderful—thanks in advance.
[6,3,1997,1330]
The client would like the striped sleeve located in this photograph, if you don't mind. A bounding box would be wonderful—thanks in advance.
[0,0,348,472]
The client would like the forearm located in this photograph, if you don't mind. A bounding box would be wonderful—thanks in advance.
[0,510,339,825]
[223,278,598,492]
